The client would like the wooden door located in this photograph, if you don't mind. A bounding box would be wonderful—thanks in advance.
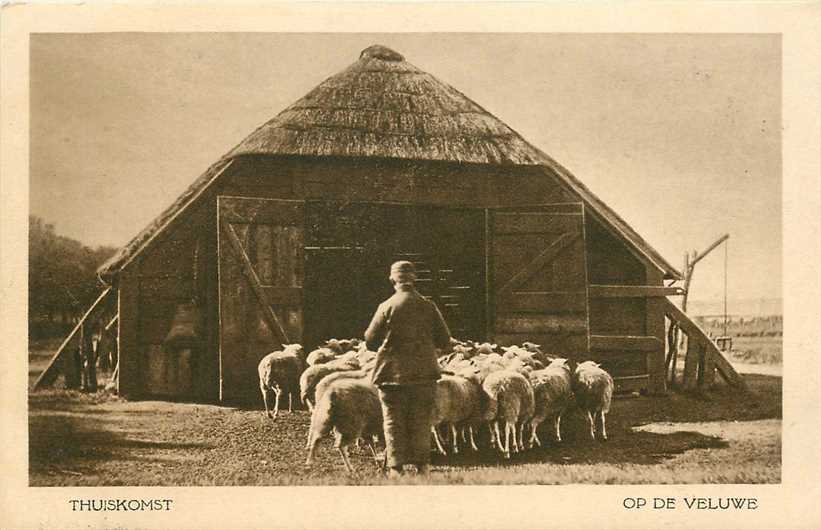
[489,203,590,356]
[217,196,304,402]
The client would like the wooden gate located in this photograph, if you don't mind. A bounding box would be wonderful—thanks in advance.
[217,196,304,402]
[489,203,590,356]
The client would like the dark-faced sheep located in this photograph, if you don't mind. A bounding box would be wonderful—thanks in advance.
[528,358,573,446]
[258,344,305,419]
[481,370,534,458]
[572,360,614,441]
[304,378,384,473]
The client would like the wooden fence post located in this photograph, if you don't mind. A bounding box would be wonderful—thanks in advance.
[682,335,700,391]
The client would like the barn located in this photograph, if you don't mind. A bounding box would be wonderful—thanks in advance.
[40,44,707,403]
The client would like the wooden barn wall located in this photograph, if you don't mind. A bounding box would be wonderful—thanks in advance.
[584,214,656,388]
[223,155,572,207]
[124,200,218,400]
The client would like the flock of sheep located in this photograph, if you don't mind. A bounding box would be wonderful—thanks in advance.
[258,338,614,473]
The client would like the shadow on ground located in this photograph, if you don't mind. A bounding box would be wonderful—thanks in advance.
[27,371,781,485]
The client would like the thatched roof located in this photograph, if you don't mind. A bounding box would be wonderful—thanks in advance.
[227,45,543,165]
[98,44,680,280]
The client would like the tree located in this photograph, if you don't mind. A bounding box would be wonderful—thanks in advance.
[29,216,117,335]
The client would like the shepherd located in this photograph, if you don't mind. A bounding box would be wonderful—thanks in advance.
[365,260,452,478]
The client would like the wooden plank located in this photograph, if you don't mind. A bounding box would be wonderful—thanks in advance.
[590,335,663,352]
[117,270,141,398]
[588,298,646,336]
[701,346,716,387]
[494,333,589,357]
[493,213,580,235]
[591,351,647,377]
[222,221,290,344]
[498,232,581,294]
[261,286,302,306]
[644,268,667,395]
[33,286,113,390]
[203,202,220,402]
[140,276,194,303]
[682,337,700,391]
[498,291,587,313]
[219,196,304,226]
[589,284,685,298]
[707,344,745,388]
[493,202,583,214]
[496,314,587,335]
[614,374,650,394]
[663,298,744,387]
[105,314,118,331]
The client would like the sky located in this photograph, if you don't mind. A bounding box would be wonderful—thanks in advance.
[29,33,781,308]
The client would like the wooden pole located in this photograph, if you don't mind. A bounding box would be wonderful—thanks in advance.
[33,287,113,390]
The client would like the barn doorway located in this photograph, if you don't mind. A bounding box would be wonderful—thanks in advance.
[216,196,590,403]
[302,201,487,349]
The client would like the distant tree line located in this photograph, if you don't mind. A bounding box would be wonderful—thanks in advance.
[29,216,117,338]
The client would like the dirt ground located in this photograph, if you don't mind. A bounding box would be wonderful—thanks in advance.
[29,370,781,486]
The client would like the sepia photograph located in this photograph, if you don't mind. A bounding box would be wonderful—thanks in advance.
[25,32,783,487]
[2,3,820,529]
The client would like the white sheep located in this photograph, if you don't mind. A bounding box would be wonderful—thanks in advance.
[481,370,534,458]
[528,358,573,447]
[306,347,337,366]
[257,344,305,419]
[430,374,483,455]
[298,356,360,411]
[572,361,614,441]
[305,368,371,449]
[304,378,384,473]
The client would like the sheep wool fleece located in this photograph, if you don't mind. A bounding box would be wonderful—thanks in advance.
[378,383,437,468]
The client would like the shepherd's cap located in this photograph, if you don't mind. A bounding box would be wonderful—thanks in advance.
[390,260,417,283]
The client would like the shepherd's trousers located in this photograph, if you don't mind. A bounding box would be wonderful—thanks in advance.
[377,383,436,468]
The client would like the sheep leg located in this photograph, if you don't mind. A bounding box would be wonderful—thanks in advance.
[530,423,541,447]
[555,415,563,443]
[517,422,525,451]
[599,411,608,441]
[450,424,459,454]
[468,426,479,452]
[260,384,272,419]
[494,421,504,455]
[288,391,293,413]
[272,388,281,419]
[511,422,520,453]
[461,426,468,444]
[586,411,596,440]
[338,446,355,474]
[503,422,512,458]
[305,437,320,466]
[431,426,447,456]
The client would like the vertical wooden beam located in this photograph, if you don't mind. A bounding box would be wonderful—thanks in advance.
[682,335,700,391]
[484,208,493,342]
[203,196,221,402]
[117,268,141,399]
[701,345,716,388]
[645,268,667,394]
